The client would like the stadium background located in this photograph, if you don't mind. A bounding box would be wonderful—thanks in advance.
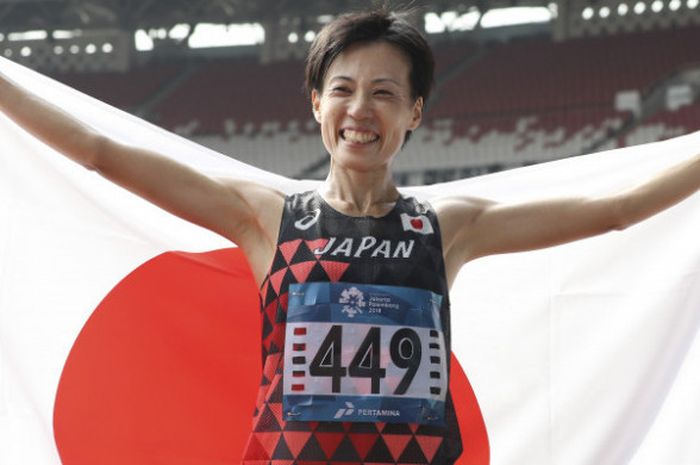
[0,0,698,185]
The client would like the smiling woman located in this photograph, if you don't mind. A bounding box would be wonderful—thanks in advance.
[239,13,468,463]
[311,41,423,175]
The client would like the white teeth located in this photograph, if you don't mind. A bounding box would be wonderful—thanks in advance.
[342,129,378,144]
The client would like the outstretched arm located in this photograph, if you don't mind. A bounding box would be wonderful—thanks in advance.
[436,153,700,282]
[0,69,283,284]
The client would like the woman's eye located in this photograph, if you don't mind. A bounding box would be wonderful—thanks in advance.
[331,86,350,93]
[374,89,393,96]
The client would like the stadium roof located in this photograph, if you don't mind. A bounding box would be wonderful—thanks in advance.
[0,0,548,32]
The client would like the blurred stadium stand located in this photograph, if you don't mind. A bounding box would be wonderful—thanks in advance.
[1,0,698,184]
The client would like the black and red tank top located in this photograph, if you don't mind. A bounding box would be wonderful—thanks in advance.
[242,190,463,465]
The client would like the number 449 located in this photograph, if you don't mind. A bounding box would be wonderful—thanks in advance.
[308,325,422,395]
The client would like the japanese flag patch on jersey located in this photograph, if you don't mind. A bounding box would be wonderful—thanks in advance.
[400,213,434,235]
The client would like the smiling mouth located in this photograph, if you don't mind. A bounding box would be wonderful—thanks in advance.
[341,129,380,144]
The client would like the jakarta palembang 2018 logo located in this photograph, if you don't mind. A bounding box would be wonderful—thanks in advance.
[339,287,365,318]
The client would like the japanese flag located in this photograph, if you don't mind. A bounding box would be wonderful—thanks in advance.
[401,213,435,235]
[2,57,700,465]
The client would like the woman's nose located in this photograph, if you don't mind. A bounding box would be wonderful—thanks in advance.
[347,92,373,119]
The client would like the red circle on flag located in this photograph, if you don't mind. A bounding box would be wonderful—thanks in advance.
[410,218,424,230]
[53,248,489,464]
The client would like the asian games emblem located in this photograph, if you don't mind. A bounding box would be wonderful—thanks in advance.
[339,287,365,318]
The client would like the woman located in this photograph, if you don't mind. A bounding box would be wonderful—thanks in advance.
[1,8,699,465]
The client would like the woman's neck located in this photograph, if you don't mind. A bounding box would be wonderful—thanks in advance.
[321,164,399,217]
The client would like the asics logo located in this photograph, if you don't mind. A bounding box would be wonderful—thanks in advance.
[294,209,321,231]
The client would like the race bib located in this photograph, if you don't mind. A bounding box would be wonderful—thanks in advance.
[283,282,448,425]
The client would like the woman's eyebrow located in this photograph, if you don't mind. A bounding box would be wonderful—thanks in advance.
[372,77,401,86]
[328,75,401,85]
[328,75,354,83]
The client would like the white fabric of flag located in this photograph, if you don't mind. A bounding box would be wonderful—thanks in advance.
[1,57,700,465]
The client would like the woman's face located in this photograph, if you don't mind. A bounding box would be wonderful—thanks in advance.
[311,41,423,173]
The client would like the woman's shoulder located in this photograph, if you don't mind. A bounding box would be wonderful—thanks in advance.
[429,194,495,217]
[399,192,490,217]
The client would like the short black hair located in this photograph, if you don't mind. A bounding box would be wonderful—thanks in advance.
[304,8,435,143]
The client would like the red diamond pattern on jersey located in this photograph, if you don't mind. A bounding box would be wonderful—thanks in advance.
[279,239,303,264]
[243,191,461,465]
[243,423,445,463]
[290,261,315,282]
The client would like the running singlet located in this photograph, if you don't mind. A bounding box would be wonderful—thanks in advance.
[242,190,463,465]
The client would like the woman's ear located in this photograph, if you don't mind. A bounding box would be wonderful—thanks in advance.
[409,97,424,130]
[311,89,322,123]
